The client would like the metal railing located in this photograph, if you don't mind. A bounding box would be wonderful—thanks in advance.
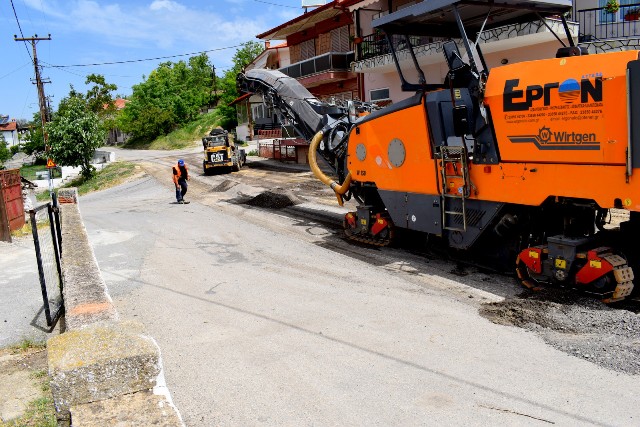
[355,33,443,61]
[30,201,64,328]
[279,51,354,79]
[577,3,640,42]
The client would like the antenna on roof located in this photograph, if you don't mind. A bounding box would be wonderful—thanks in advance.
[301,0,326,13]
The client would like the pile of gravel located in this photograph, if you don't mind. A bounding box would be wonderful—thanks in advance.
[244,191,300,209]
[480,291,640,374]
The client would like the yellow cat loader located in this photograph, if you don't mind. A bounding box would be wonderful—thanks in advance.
[202,128,246,175]
[238,0,640,302]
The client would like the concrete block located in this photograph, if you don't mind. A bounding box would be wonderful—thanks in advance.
[57,188,78,204]
[71,390,183,427]
[47,322,160,412]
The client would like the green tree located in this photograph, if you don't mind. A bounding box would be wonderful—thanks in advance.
[47,94,104,179]
[0,133,9,164]
[218,41,264,129]
[23,112,46,161]
[117,53,214,143]
[85,74,118,116]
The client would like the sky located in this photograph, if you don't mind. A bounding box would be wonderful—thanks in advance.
[0,0,317,121]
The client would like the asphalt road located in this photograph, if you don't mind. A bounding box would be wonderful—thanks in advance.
[78,156,639,427]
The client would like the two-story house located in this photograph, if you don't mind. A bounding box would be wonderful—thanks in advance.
[0,117,20,148]
[234,1,360,143]
[257,1,360,102]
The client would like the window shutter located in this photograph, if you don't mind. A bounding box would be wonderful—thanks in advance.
[331,26,350,52]
[300,39,315,60]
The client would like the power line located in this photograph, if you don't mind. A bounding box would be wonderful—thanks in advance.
[46,44,247,68]
[19,0,35,31]
[252,0,299,8]
[10,0,34,62]
[0,62,32,80]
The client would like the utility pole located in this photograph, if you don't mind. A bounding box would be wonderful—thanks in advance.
[14,34,53,195]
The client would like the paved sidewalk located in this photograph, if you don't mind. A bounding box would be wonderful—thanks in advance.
[0,236,59,348]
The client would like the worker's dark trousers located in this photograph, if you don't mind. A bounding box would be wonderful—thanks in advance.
[176,178,188,201]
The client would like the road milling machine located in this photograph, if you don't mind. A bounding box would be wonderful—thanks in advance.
[237,0,640,302]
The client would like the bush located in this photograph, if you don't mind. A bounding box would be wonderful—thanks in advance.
[10,144,22,155]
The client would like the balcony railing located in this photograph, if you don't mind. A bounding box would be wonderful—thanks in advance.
[577,3,640,42]
[356,33,444,61]
[279,51,355,79]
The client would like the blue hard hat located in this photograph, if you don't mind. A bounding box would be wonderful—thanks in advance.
[178,159,184,166]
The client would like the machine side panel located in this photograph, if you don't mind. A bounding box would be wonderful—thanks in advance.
[377,190,443,235]
[629,60,640,170]
[347,100,439,195]
[485,51,639,165]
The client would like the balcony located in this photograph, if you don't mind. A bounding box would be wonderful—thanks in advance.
[279,51,355,86]
[577,3,640,48]
[353,19,578,73]
[356,34,445,61]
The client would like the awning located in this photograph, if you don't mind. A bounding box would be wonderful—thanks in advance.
[348,0,381,12]
[228,93,251,106]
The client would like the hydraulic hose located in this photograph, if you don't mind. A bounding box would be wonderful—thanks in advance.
[308,130,352,206]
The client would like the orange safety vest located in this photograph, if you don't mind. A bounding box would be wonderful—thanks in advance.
[172,164,189,185]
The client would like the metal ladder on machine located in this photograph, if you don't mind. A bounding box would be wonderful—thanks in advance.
[439,145,471,232]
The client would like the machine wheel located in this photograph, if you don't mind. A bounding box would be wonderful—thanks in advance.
[203,163,212,176]
[232,157,240,172]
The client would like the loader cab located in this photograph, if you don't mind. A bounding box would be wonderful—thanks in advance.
[203,128,229,149]
[370,0,575,164]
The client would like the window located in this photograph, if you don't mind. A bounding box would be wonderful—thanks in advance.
[370,88,390,101]
[252,103,272,119]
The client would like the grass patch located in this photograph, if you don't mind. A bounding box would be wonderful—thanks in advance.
[20,165,61,181]
[1,381,56,427]
[9,339,46,354]
[71,161,140,196]
[10,223,32,238]
[124,110,222,150]
[36,161,140,202]
[35,191,52,203]
[1,396,57,427]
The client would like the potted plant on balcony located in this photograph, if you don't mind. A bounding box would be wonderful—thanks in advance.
[625,7,640,20]
[604,0,620,14]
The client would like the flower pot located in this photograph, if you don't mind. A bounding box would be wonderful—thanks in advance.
[625,13,639,21]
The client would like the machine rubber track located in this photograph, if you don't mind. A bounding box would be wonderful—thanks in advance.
[344,227,393,247]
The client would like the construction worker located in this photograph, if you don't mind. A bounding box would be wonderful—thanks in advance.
[173,159,190,204]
